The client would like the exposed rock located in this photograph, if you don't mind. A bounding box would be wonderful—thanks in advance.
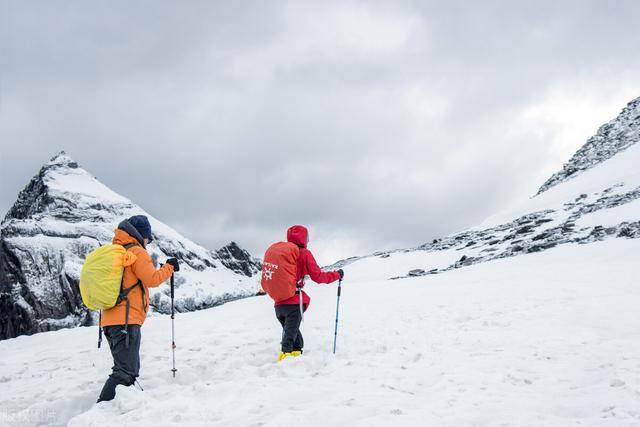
[215,242,261,277]
[408,269,426,277]
[538,97,640,194]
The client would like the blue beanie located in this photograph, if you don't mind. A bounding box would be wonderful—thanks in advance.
[128,215,153,243]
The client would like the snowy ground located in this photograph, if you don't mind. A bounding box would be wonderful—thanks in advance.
[1,239,639,426]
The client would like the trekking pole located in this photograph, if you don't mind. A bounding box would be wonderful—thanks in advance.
[298,286,304,323]
[170,273,177,377]
[332,279,342,354]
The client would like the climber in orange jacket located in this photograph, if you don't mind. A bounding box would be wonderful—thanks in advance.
[97,215,179,402]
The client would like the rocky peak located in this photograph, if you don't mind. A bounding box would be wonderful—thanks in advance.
[215,242,261,277]
[537,96,640,195]
[4,156,61,223]
[3,152,136,232]
[47,151,78,169]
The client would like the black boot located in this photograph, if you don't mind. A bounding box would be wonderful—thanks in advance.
[97,376,122,402]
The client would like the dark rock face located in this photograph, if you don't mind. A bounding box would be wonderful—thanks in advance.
[408,269,426,277]
[215,242,261,277]
[0,152,260,341]
[0,239,32,339]
[537,97,640,195]
[5,168,51,220]
[0,235,93,340]
[0,154,92,340]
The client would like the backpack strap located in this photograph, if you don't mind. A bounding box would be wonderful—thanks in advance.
[124,298,130,348]
[118,242,143,348]
[98,311,103,349]
[118,281,143,348]
[125,243,148,314]
[141,281,147,312]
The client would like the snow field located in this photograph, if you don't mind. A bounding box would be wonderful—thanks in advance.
[343,248,462,282]
[1,238,639,426]
[576,198,640,228]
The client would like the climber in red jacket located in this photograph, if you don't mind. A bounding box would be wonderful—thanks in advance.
[275,225,343,361]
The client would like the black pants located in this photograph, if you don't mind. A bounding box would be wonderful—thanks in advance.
[98,324,141,402]
[275,304,304,353]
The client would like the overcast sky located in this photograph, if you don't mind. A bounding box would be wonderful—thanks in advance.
[1,1,639,263]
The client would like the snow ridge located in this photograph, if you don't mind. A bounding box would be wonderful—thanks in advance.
[537,96,640,195]
[327,96,640,281]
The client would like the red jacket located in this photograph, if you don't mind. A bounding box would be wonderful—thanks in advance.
[275,225,341,309]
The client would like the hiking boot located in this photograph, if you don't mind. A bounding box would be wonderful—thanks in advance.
[277,352,293,361]
[291,350,303,357]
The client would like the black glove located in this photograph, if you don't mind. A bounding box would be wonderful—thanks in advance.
[338,269,344,280]
[166,258,180,272]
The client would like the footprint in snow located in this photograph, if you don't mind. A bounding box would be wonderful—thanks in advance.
[609,379,625,387]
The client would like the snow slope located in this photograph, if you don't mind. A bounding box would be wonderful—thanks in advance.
[537,96,640,194]
[0,238,638,426]
[479,142,640,229]
[327,99,640,281]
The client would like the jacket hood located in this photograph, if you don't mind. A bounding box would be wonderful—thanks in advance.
[114,219,146,247]
[287,225,308,248]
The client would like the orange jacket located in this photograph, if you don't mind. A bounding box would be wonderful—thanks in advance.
[100,228,174,327]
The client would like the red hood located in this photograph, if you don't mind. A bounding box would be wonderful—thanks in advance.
[287,225,308,248]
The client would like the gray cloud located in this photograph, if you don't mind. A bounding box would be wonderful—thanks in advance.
[1,0,640,262]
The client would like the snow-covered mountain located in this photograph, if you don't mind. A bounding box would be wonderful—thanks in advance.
[0,152,261,340]
[327,96,640,280]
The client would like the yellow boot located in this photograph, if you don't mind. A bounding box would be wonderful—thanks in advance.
[277,352,293,362]
[291,351,303,357]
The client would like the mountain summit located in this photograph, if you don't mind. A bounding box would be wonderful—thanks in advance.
[0,152,261,340]
[537,96,640,195]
